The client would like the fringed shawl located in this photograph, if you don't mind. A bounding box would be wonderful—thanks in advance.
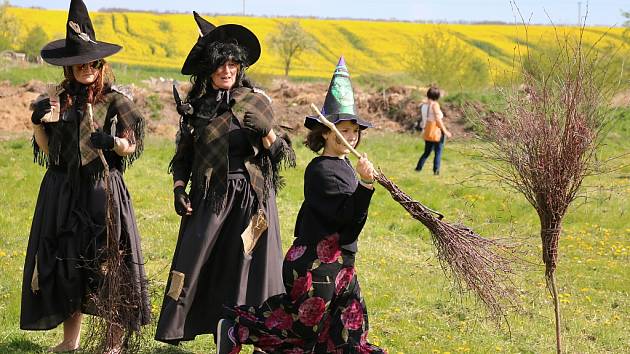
[33,85,145,185]
[169,86,295,214]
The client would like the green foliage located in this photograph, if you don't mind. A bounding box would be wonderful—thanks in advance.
[20,26,48,61]
[145,94,164,120]
[404,28,489,91]
[0,0,20,51]
[158,20,171,32]
[267,21,317,77]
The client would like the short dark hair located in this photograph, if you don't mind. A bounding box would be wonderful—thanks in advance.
[303,121,363,153]
[427,86,441,100]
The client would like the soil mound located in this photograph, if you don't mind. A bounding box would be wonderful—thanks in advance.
[0,79,474,139]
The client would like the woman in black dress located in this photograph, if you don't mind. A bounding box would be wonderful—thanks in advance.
[217,57,386,354]
[154,12,295,346]
[20,0,150,352]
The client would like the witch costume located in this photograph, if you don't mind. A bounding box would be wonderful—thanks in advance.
[20,0,150,332]
[220,58,386,354]
[154,12,295,344]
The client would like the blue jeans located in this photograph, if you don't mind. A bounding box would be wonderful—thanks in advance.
[415,134,445,173]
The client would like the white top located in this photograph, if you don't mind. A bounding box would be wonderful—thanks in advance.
[420,101,443,128]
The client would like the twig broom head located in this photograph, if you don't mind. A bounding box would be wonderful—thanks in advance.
[310,103,521,319]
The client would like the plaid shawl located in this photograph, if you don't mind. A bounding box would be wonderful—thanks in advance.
[169,86,296,214]
[34,85,145,185]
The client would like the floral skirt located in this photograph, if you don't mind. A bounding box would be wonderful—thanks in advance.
[225,234,386,354]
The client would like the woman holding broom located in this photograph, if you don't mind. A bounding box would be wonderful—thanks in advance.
[216,57,386,354]
[20,0,150,351]
[154,12,295,348]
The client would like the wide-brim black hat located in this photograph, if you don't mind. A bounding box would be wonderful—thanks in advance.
[40,0,121,66]
[305,56,373,130]
[181,12,261,75]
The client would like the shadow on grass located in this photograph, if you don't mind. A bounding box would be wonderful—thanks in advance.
[148,345,198,354]
[0,337,46,354]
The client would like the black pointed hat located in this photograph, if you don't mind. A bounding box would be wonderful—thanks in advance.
[40,0,121,66]
[305,56,373,130]
[181,12,261,75]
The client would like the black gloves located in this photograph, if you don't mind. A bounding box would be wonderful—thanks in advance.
[90,130,115,150]
[173,186,192,216]
[31,98,51,125]
[176,102,194,116]
[243,111,272,136]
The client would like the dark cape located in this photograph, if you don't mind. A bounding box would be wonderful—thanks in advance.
[20,86,150,331]
[155,86,295,343]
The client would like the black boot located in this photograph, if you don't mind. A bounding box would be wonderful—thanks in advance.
[216,319,236,354]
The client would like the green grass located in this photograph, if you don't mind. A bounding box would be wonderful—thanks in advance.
[0,128,628,353]
[0,61,188,86]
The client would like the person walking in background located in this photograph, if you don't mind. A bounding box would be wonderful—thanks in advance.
[415,86,452,175]
[154,12,295,349]
[20,0,150,352]
[216,57,386,354]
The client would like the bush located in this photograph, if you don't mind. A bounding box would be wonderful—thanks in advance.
[404,28,489,91]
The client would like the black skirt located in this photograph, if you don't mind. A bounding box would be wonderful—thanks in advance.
[155,176,284,344]
[20,167,151,331]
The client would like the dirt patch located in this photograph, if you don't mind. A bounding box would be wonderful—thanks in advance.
[0,79,474,139]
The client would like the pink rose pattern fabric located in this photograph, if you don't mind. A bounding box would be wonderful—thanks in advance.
[285,245,307,261]
[290,271,312,301]
[223,236,386,353]
[316,233,341,263]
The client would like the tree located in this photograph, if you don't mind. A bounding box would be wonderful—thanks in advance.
[267,21,316,77]
[404,28,488,90]
[21,25,48,61]
[0,0,20,51]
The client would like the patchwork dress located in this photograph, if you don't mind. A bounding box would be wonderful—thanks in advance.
[224,156,386,354]
[20,84,151,332]
[155,86,295,344]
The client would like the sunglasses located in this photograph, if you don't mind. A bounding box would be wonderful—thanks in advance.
[76,60,104,70]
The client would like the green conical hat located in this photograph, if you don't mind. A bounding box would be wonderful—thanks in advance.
[305,56,372,130]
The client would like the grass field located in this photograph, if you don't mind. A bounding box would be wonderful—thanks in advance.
[0,122,628,353]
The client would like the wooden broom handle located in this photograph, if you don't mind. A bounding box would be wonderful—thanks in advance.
[309,103,363,159]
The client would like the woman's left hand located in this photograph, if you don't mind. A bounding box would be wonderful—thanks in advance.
[244,111,272,136]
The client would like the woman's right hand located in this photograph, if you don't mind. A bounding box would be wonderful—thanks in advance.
[174,186,192,216]
[356,153,375,183]
[31,98,52,125]
[445,130,453,138]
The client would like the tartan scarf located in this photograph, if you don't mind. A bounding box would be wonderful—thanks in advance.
[34,85,145,185]
[170,86,296,214]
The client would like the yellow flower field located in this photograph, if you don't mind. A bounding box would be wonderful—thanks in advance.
[7,7,628,78]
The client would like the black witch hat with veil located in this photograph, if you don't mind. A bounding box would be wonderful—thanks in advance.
[181,11,261,75]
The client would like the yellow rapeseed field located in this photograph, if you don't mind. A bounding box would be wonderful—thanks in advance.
[8,7,627,78]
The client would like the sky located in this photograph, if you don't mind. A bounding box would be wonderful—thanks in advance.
[10,0,630,26]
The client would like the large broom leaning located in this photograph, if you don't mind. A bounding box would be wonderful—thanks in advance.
[311,103,520,319]
[85,103,137,353]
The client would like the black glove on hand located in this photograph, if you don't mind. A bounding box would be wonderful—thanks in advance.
[176,102,194,116]
[31,98,51,125]
[173,186,192,216]
[243,111,272,136]
[90,130,115,150]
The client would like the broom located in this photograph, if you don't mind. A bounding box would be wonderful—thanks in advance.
[86,103,136,353]
[310,103,520,319]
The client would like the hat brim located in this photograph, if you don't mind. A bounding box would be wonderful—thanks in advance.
[305,113,373,130]
[181,24,261,75]
[41,39,122,66]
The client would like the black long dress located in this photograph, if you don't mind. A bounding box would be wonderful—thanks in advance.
[155,86,294,344]
[20,85,151,331]
[223,156,386,354]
